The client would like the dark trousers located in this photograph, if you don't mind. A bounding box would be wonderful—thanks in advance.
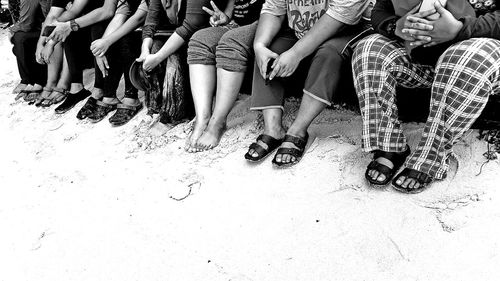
[64,21,107,89]
[103,32,141,100]
[12,31,47,85]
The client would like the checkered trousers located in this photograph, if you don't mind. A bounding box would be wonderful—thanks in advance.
[352,34,500,180]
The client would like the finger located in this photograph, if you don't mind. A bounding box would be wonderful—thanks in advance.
[269,62,280,80]
[209,16,217,26]
[402,28,430,36]
[210,1,221,12]
[413,8,437,18]
[434,0,447,14]
[424,42,438,48]
[409,40,428,47]
[404,21,433,31]
[103,58,109,69]
[407,16,433,26]
[202,6,215,16]
[258,58,268,78]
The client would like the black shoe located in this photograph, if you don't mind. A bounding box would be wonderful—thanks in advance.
[54,89,91,114]
[76,97,100,120]
[87,100,117,123]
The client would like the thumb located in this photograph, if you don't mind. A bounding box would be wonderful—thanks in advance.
[269,51,279,59]
[103,57,109,69]
[434,0,447,14]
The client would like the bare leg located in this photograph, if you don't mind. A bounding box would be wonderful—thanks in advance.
[36,44,63,105]
[275,94,325,164]
[248,108,286,158]
[197,68,245,150]
[186,64,217,152]
[44,54,71,105]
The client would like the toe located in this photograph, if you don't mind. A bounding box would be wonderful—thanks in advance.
[395,176,405,185]
[402,178,413,188]
[376,174,386,183]
[275,154,282,163]
[290,156,296,163]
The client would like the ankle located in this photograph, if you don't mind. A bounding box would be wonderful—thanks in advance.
[263,125,285,139]
[102,97,119,105]
[286,126,308,138]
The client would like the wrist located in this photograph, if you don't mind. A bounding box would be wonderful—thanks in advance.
[254,42,268,50]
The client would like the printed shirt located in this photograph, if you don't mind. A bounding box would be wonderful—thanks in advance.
[233,0,265,26]
[261,0,375,38]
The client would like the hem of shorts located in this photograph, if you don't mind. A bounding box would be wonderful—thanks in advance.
[187,59,216,66]
[250,105,284,111]
[303,89,331,106]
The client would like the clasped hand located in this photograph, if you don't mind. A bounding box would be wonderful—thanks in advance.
[396,1,463,48]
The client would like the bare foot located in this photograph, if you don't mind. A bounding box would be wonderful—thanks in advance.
[12,83,27,95]
[197,121,226,151]
[185,118,209,153]
[15,84,33,100]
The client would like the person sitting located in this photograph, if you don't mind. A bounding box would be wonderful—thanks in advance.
[8,0,50,100]
[80,0,148,125]
[136,0,227,123]
[47,0,119,115]
[185,0,264,152]
[352,0,500,193]
[245,0,374,167]
[32,0,73,107]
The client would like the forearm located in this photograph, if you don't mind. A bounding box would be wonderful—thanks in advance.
[290,15,344,60]
[253,13,285,48]
[103,13,146,45]
[456,11,500,41]
[155,32,185,60]
[74,0,118,29]
[224,0,235,19]
[141,37,153,54]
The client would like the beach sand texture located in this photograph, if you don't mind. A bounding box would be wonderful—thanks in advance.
[1,29,500,281]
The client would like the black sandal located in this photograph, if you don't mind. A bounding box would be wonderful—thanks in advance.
[392,168,432,194]
[87,101,117,123]
[108,102,143,126]
[244,134,283,162]
[365,146,410,186]
[271,133,309,168]
[42,88,67,107]
[76,97,100,120]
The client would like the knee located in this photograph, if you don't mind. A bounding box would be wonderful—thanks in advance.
[11,32,26,54]
[353,34,395,59]
[187,29,217,62]
[215,32,249,72]
[438,38,500,73]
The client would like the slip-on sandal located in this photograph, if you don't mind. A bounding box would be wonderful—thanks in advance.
[76,97,100,120]
[108,102,143,126]
[272,133,309,168]
[365,145,411,186]
[244,134,283,162]
[87,100,117,123]
[392,168,432,194]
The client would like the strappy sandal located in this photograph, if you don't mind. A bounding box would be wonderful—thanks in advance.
[108,102,143,126]
[365,145,411,186]
[87,100,117,123]
[15,88,42,101]
[41,88,67,107]
[34,87,53,107]
[392,168,432,194]
[24,88,44,104]
[271,133,309,168]
[244,134,284,162]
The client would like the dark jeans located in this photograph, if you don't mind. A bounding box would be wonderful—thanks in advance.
[11,31,47,85]
[64,21,107,89]
[103,32,141,100]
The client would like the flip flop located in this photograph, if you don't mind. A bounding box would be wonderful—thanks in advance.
[272,133,309,168]
[244,134,283,162]
[34,87,54,107]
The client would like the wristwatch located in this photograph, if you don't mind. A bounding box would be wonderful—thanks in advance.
[70,20,80,32]
[385,18,398,38]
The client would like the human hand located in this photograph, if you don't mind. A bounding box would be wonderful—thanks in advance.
[202,1,230,27]
[403,1,463,47]
[41,42,56,64]
[96,56,110,77]
[142,54,162,72]
[268,49,301,80]
[395,4,436,41]
[254,43,279,79]
[91,38,111,57]
[48,21,72,42]
[35,41,47,64]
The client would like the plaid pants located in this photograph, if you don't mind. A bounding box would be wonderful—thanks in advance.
[352,34,500,179]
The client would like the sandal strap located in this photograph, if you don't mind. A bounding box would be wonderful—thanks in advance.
[96,100,118,108]
[42,86,53,92]
[52,88,67,95]
[400,168,432,184]
[367,160,393,176]
[117,102,142,110]
[256,134,281,148]
[248,142,268,156]
[283,133,308,150]
[275,147,303,159]
[373,145,410,166]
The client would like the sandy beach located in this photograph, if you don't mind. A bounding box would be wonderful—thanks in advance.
[1,28,500,281]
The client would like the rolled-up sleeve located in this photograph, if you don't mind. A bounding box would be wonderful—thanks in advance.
[456,10,500,41]
[260,0,286,16]
[142,0,164,39]
[326,0,374,25]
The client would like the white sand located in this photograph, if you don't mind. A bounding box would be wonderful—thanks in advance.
[1,29,500,281]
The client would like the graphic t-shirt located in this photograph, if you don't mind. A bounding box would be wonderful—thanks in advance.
[261,0,374,38]
[233,0,265,26]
